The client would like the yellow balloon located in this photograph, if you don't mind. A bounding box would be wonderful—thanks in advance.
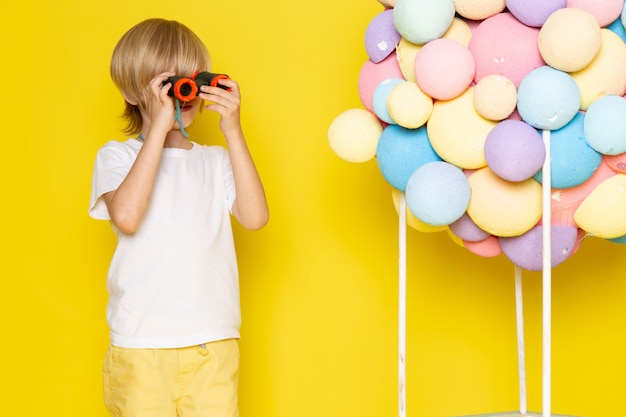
[427,87,497,169]
[570,29,626,110]
[453,0,506,21]
[442,16,472,47]
[538,8,602,73]
[387,82,433,129]
[328,108,382,163]
[445,227,466,248]
[574,174,626,238]
[473,74,517,121]
[391,189,446,233]
[396,38,422,82]
[467,167,542,237]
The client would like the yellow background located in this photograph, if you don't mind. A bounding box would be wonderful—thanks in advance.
[1,1,625,416]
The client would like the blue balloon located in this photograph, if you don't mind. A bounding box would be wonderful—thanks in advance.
[393,0,455,45]
[376,124,442,192]
[405,161,470,226]
[517,66,580,130]
[608,234,626,244]
[583,94,626,155]
[372,78,404,124]
[534,112,602,188]
[606,16,626,43]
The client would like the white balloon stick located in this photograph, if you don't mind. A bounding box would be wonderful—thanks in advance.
[399,193,407,417]
[542,129,552,417]
[515,265,528,415]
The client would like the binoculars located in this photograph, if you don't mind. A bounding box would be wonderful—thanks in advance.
[166,72,230,101]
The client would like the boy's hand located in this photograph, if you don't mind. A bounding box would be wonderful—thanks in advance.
[199,78,242,135]
[145,72,177,136]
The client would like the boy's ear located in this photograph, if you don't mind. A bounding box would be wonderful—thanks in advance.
[122,91,138,106]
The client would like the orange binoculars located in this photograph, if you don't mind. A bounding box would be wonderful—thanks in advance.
[166,72,231,101]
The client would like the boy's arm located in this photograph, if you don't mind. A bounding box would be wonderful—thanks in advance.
[200,79,269,231]
[104,73,176,234]
[225,126,269,231]
[103,133,166,233]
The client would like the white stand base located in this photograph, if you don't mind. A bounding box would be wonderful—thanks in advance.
[452,413,580,417]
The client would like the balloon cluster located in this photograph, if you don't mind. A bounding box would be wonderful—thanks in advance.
[328,0,626,271]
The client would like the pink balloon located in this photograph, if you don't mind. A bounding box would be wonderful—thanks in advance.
[604,152,626,174]
[551,161,617,226]
[507,109,522,121]
[463,235,502,257]
[468,12,544,87]
[414,38,475,100]
[358,52,404,113]
[567,0,624,26]
[571,228,586,256]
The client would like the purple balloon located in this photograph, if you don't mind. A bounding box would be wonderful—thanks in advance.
[499,225,579,271]
[505,0,566,27]
[365,9,402,63]
[484,119,546,182]
[449,213,491,242]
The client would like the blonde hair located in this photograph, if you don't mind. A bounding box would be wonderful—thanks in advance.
[110,18,211,135]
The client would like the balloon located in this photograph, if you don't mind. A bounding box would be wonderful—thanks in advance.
[405,161,471,226]
[449,212,491,242]
[392,188,446,233]
[467,167,542,237]
[499,225,579,270]
[328,109,383,163]
[484,119,545,182]
[550,160,617,226]
[534,112,602,188]
[570,29,626,111]
[376,124,442,191]
[372,78,405,124]
[454,0,505,21]
[393,0,455,45]
[505,0,566,27]
[583,94,626,155]
[358,52,403,113]
[517,65,580,130]
[468,12,544,88]
[387,81,433,129]
[414,38,475,100]
[538,7,601,72]
[329,2,626,270]
[365,9,402,63]
[473,74,517,121]
[574,174,626,238]
[427,87,497,169]
[464,235,503,257]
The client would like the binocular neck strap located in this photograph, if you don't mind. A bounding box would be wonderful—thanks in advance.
[174,99,189,138]
[136,99,189,141]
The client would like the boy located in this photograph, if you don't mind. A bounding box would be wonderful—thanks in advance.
[89,18,268,417]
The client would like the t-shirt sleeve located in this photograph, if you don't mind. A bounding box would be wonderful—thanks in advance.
[88,141,135,220]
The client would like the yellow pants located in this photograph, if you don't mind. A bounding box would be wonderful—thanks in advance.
[103,339,239,417]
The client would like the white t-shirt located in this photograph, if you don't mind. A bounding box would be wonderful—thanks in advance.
[89,138,239,348]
